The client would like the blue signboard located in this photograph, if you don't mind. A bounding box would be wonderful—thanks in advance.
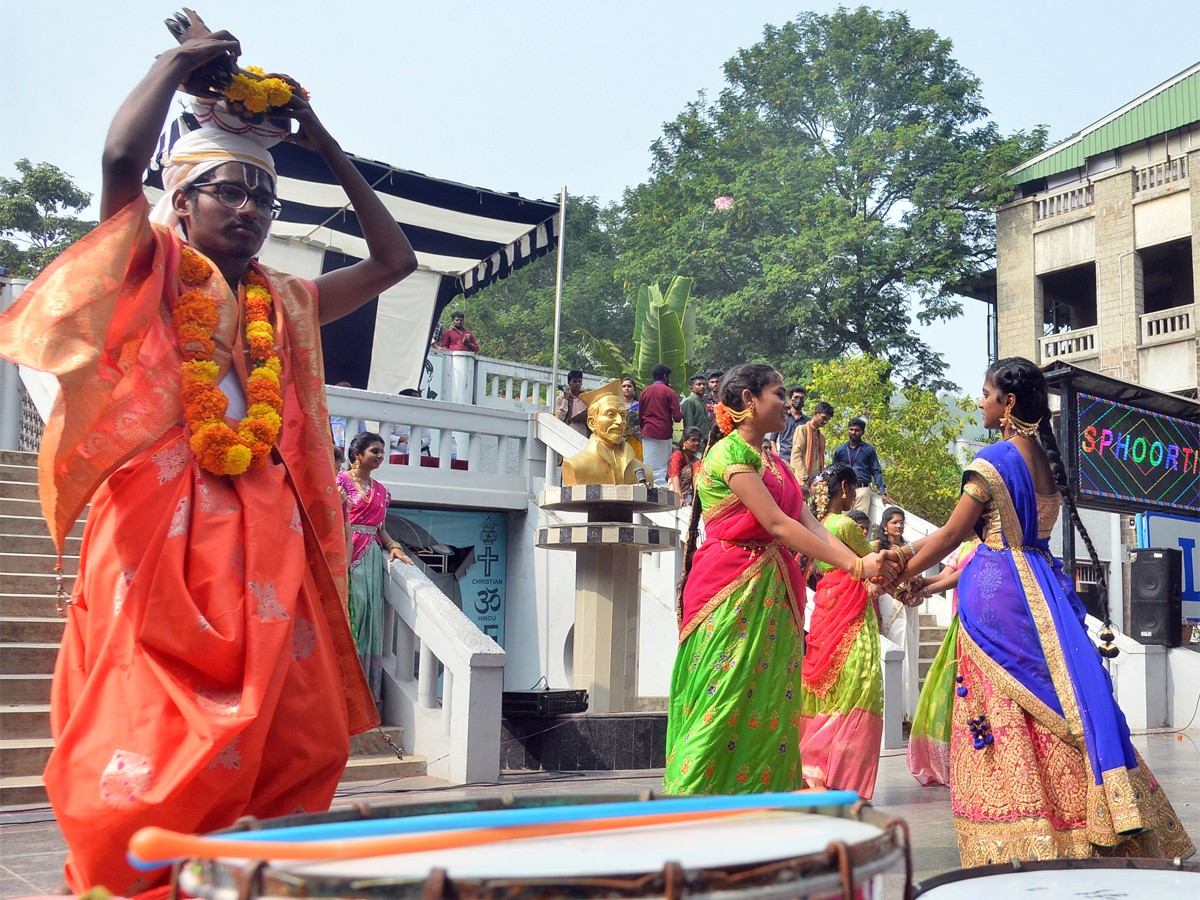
[1137,512,1200,622]
[388,507,507,645]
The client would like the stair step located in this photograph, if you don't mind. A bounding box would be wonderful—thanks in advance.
[919,626,949,643]
[919,614,937,626]
[0,451,39,466]
[341,754,427,783]
[0,480,38,501]
[0,737,52,778]
[0,595,63,617]
[0,534,82,556]
[0,774,49,809]
[0,515,84,538]
[0,643,59,675]
[349,726,404,757]
[0,553,80,576]
[0,464,38,483]
[0,616,65,643]
[0,673,53,704]
[0,573,77,597]
[0,497,51,519]
[0,703,51,741]
[919,661,933,680]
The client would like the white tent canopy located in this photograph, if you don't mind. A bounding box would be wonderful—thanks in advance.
[147,132,560,393]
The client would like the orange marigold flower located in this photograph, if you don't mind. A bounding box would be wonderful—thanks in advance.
[182,381,229,421]
[248,336,274,362]
[246,378,281,407]
[244,295,272,321]
[247,444,271,469]
[239,418,278,446]
[178,249,213,285]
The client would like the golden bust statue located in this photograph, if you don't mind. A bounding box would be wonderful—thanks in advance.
[561,382,649,486]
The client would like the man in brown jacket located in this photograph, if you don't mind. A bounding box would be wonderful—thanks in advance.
[790,401,833,480]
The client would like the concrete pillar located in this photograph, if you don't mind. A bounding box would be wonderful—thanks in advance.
[995,199,1042,361]
[1093,170,1140,381]
[573,545,640,713]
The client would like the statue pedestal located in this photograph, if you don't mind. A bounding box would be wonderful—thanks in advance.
[537,485,679,713]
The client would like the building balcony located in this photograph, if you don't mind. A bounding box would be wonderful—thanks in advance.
[1039,326,1099,365]
[1140,303,1195,347]
[1034,184,1094,223]
[1138,303,1197,394]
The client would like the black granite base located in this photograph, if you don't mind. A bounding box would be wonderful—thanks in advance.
[500,712,668,772]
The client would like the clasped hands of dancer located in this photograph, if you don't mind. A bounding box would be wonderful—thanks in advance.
[857,548,905,588]
[870,543,927,607]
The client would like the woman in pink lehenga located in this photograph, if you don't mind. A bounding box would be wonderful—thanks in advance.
[799,463,886,799]
[337,432,411,708]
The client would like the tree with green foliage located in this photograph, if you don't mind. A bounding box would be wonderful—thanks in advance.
[452,195,627,370]
[808,354,974,524]
[576,275,697,392]
[0,159,96,278]
[615,7,1046,389]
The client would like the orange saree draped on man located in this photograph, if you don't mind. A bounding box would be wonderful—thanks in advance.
[0,195,377,896]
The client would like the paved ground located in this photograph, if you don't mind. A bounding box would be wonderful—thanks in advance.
[2,731,1196,898]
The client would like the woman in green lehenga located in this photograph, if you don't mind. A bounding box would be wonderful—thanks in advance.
[664,365,898,795]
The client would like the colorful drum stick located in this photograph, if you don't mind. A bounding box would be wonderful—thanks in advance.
[128,790,858,870]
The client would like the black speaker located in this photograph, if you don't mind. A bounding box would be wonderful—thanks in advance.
[1130,548,1183,647]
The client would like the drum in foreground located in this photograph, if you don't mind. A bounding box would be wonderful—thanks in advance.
[915,856,1199,898]
[178,792,911,898]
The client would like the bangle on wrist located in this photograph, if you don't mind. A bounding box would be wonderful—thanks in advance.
[852,557,864,581]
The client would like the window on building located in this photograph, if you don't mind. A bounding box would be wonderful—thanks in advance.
[1040,264,1097,335]
[1140,238,1193,314]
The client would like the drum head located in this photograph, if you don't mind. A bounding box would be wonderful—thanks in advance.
[916,858,1199,898]
[270,810,880,880]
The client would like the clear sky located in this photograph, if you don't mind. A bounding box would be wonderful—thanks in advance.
[3,1,1198,392]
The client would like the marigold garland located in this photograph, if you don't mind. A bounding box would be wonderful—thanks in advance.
[218,66,308,122]
[174,248,284,476]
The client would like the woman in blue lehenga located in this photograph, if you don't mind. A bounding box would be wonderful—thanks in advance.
[892,357,1192,865]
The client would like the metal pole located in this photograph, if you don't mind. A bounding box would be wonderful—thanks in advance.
[544,187,567,483]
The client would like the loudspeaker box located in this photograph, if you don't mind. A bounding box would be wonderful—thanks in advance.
[1129,547,1183,647]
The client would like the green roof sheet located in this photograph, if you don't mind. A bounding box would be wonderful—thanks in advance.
[1009,63,1200,184]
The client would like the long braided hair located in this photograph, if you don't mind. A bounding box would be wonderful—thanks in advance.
[678,364,780,597]
[986,357,1111,627]
[809,463,856,520]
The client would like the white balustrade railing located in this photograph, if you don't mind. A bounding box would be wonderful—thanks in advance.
[328,385,543,510]
[381,560,505,783]
[1140,304,1195,347]
[1135,157,1188,193]
[1035,184,1093,221]
[424,349,605,414]
[1040,326,1098,363]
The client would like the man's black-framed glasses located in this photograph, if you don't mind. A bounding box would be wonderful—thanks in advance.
[190,182,283,220]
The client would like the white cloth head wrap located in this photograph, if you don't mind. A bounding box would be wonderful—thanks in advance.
[149,99,285,230]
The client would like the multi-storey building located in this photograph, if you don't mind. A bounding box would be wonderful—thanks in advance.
[995,62,1198,396]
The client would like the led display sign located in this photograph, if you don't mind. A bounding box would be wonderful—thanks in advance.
[1076,392,1199,515]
